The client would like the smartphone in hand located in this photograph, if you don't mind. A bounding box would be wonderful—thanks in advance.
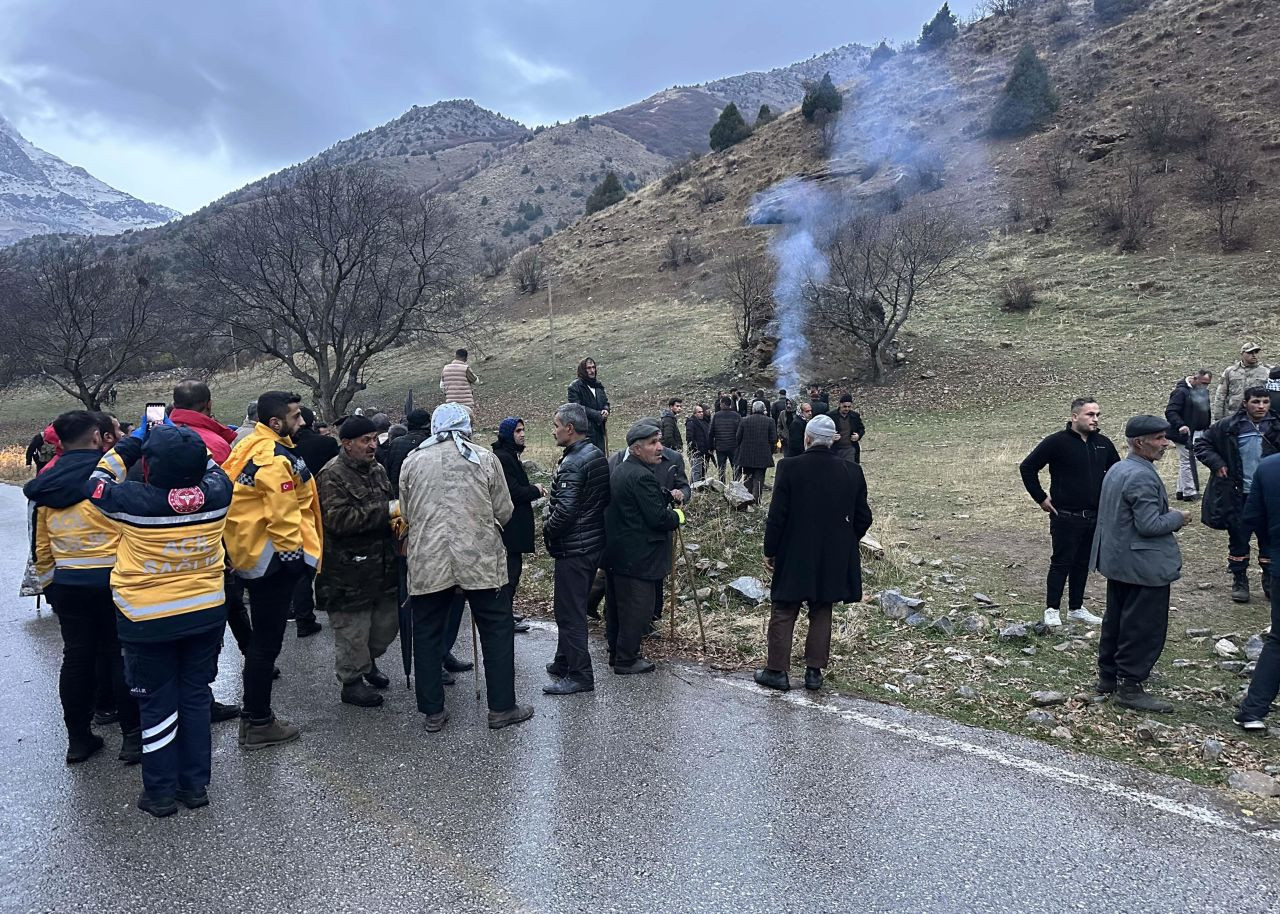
[144,402,166,429]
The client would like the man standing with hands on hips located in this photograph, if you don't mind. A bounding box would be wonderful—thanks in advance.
[1019,397,1120,628]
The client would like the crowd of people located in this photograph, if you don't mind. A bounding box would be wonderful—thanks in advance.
[21,340,1280,820]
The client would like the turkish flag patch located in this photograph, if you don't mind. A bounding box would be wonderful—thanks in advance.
[91,480,105,499]
[280,480,295,492]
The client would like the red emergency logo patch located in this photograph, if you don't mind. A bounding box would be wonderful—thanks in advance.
[167,486,206,514]
[280,480,295,492]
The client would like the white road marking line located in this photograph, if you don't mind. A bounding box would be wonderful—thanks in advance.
[719,676,1280,843]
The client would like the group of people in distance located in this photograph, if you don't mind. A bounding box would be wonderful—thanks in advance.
[23,353,876,819]
[1019,341,1280,729]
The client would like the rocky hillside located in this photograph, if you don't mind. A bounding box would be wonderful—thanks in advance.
[0,115,179,246]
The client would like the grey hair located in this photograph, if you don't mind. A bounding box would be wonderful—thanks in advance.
[752,400,767,414]
[245,400,258,421]
[555,402,589,436]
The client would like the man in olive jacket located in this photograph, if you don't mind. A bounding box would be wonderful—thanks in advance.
[315,416,400,708]
[603,422,685,674]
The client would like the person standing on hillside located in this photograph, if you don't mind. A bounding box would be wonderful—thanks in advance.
[736,401,777,504]
[566,358,610,453]
[1165,369,1213,502]
[1019,397,1121,629]
[710,396,741,482]
[1233,448,1280,732]
[542,403,611,695]
[1214,343,1270,422]
[659,398,683,452]
[831,394,866,464]
[1195,387,1280,604]
[222,391,322,750]
[755,414,872,692]
[787,401,812,457]
[440,348,479,411]
[1089,415,1189,714]
[492,417,545,635]
[684,403,712,484]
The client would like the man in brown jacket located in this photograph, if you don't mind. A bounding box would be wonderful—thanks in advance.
[315,415,400,709]
[399,403,532,733]
[439,348,479,411]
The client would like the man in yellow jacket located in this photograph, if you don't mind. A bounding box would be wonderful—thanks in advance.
[222,391,322,750]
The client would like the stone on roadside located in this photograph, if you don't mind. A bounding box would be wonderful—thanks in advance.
[1135,719,1166,743]
[904,673,926,688]
[1025,710,1056,727]
[1244,634,1265,662]
[973,593,996,605]
[1214,638,1240,658]
[1201,738,1224,762]
[880,589,925,620]
[905,612,931,628]
[1049,726,1073,741]
[1227,770,1280,798]
[1031,690,1066,707]
[931,616,956,636]
[999,623,1029,641]
[727,576,767,603]
[1185,627,1211,638]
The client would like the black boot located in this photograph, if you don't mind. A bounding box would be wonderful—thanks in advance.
[364,663,390,690]
[1263,569,1273,601]
[118,729,142,765]
[804,667,823,690]
[754,668,790,691]
[211,700,241,722]
[1232,569,1251,604]
[341,680,384,708]
[443,652,473,673]
[1115,680,1174,714]
[66,731,104,764]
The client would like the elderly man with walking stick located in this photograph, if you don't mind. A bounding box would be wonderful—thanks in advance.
[398,403,533,733]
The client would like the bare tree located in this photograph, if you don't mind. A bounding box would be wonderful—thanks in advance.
[1039,131,1074,196]
[1090,163,1157,252]
[182,164,474,419]
[0,240,166,409]
[804,205,973,382]
[1191,133,1254,252]
[719,246,774,350]
[480,243,511,278]
[510,246,546,293]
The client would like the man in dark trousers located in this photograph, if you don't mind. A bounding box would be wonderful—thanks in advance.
[1165,369,1213,501]
[831,394,865,463]
[492,417,545,634]
[1019,397,1121,629]
[1195,387,1280,603]
[543,402,611,694]
[566,357,610,453]
[659,398,683,452]
[755,415,872,692]
[1235,448,1280,731]
[735,400,776,504]
[787,402,812,457]
[604,422,686,675]
[1089,415,1189,713]
[710,396,742,482]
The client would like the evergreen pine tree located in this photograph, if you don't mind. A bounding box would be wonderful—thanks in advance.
[584,171,626,215]
[990,44,1060,136]
[919,2,959,50]
[756,104,775,126]
[868,41,897,69]
[801,73,843,123]
[709,103,752,152]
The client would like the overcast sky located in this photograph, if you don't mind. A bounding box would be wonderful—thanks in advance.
[0,0,979,214]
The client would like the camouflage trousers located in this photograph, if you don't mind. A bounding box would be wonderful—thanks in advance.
[330,596,399,685]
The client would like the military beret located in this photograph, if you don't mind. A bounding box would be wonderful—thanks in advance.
[1124,414,1169,438]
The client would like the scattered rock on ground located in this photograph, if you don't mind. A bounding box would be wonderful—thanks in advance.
[1244,634,1266,662]
[1227,770,1280,798]
[1201,738,1224,762]
[1031,691,1067,707]
[960,613,988,633]
[973,593,996,605]
[999,623,1029,641]
[1025,710,1056,727]
[727,576,768,603]
[880,589,925,620]
[905,612,931,627]
[1049,726,1073,741]
[1215,638,1240,658]
[904,673,926,688]
[1219,660,1247,674]
[931,616,956,636]
[1186,627,1211,637]
[1135,719,1167,743]
[956,685,977,699]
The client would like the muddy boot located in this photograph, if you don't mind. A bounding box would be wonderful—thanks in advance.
[1231,569,1251,604]
[1115,680,1174,714]
[242,715,300,751]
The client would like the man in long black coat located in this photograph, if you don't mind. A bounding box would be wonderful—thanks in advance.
[603,422,685,675]
[756,414,872,692]
[493,417,545,634]
[566,357,610,453]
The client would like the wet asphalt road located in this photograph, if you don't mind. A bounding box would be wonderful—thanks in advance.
[1,483,1277,914]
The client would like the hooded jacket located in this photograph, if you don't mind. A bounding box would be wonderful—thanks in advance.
[168,408,237,465]
[24,449,121,588]
[85,427,232,642]
[222,422,323,579]
[493,436,541,555]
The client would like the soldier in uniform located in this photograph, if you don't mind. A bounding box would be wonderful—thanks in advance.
[1213,343,1271,421]
[315,415,401,708]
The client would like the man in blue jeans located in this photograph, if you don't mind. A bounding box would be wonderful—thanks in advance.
[1235,449,1280,731]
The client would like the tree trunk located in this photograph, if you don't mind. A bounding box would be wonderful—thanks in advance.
[867,341,886,384]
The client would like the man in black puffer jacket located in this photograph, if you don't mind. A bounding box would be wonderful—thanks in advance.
[384,409,433,497]
[542,402,610,694]
[493,417,545,634]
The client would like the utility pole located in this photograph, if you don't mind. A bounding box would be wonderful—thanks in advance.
[547,275,555,376]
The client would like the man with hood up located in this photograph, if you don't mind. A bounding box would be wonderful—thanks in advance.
[566,357,610,453]
[85,423,232,817]
[25,411,141,766]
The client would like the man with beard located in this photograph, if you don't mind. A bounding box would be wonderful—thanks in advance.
[492,417,546,635]
[684,403,713,483]
[567,357,610,453]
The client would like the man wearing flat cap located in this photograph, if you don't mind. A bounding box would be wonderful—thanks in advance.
[1213,343,1270,422]
[315,416,401,708]
[602,421,687,674]
[1089,415,1190,713]
[756,414,872,692]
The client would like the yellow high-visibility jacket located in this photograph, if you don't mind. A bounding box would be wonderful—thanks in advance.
[222,423,323,578]
[23,449,121,589]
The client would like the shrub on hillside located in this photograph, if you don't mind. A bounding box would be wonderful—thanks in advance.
[660,233,699,271]
[919,3,959,51]
[1191,132,1255,252]
[584,172,626,215]
[1125,90,1204,155]
[998,277,1037,311]
[990,45,1059,136]
[756,105,776,126]
[710,103,752,152]
[694,175,726,208]
[868,41,896,69]
[1094,0,1146,22]
[660,154,701,193]
[801,73,843,123]
[1090,164,1156,252]
[911,148,946,192]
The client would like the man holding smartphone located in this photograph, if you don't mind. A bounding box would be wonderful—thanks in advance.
[222,391,322,750]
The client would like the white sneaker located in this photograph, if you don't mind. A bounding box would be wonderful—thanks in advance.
[1043,608,1062,627]
[1067,607,1103,625]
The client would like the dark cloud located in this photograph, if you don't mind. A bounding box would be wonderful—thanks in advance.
[0,0,978,210]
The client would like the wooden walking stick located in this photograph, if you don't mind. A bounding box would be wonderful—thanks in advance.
[676,527,706,652]
[471,612,482,702]
[668,536,678,639]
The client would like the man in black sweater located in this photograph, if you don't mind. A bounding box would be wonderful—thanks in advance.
[1019,397,1121,628]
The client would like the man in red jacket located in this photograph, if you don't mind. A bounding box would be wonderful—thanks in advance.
[169,380,237,464]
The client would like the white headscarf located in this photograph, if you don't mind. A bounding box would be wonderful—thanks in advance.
[419,402,481,465]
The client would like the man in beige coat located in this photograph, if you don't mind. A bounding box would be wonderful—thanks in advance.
[439,348,478,411]
[399,403,532,732]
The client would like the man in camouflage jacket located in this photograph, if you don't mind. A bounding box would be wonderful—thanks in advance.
[315,415,400,708]
[1214,343,1272,421]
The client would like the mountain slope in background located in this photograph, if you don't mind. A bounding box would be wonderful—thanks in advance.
[0,115,180,246]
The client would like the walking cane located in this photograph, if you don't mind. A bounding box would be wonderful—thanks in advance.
[676,527,706,652]
[668,537,678,639]
[471,613,482,702]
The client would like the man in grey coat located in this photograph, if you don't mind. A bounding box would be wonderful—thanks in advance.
[1089,415,1191,713]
